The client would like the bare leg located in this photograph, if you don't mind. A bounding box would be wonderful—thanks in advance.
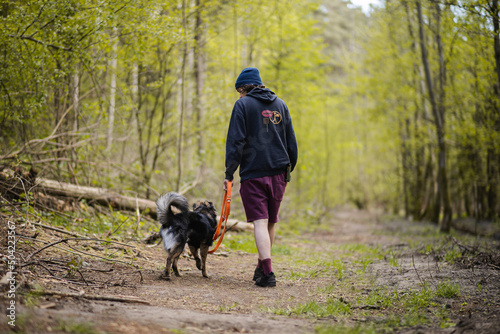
[268,222,276,248]
[253,219,272,260]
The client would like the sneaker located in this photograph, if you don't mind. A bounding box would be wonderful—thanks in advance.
[253,267,264,281]
[255,272,276,287]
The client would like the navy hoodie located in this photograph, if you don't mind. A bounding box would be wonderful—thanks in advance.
[225,87,298,181]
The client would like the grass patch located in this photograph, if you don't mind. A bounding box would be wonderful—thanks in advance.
[22,286,45,307]
[56,319,100,334]
[274,282,441,331]
[285,267,324,280]
[354,258,373,274]
[273,297,352,318]
[403,284,433,309]
[273,244,292,255]
[315,324,378,334]
[436,281,461,298]
[444,247,461,263]
[330,259,345,280]
[223,233,257,253]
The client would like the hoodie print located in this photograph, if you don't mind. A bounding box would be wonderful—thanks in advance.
[262,110,282,132]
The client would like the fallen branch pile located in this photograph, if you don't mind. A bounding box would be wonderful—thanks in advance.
[451,237,500,270]
[0,167,253,232]
[0,167,157,217]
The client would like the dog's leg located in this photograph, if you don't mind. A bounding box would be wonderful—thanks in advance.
[164,253,173,280]
[189,245,202,270]
[200,244,210,278]
[172,246,184,277]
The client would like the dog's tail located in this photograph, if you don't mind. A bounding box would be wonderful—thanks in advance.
[156,192,189,226]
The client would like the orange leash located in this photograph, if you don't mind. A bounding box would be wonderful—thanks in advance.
[208,181,232,254]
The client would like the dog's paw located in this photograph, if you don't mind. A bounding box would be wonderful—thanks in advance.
[160,271,172,280]
[202,272,210,278]
[195,258,202,270]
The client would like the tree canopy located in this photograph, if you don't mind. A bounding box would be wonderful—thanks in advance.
[1,0,498,226]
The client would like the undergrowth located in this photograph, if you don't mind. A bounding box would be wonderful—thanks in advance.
[2,196,157,240]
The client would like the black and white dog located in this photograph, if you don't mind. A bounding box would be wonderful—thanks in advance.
[156,192,217,280]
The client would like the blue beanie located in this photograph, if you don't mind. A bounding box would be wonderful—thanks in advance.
[235,67,263,89]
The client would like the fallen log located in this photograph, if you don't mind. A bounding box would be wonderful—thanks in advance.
[36,178,253,231]
[226,219,254,232]
[452,218,500,239]
[1,169,252,232]
[36,178,158,218]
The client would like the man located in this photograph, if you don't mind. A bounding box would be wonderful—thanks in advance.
[224,67,298,287]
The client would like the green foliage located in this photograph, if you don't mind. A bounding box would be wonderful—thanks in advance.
[66,257,84,277]
[1,0,498,221]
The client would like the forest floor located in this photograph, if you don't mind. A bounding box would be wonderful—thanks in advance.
[1,207,500,334]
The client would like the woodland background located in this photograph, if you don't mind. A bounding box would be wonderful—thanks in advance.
[1,0,499,231]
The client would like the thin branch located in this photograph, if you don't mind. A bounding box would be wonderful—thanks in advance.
[20,1,48,37]
[10,34,72,51]
[412,255,425,286]
[26,237,137,261]
[39,290,150,305]
[19,236,132,266]
[20,261,55,276]
[31,221,83,238]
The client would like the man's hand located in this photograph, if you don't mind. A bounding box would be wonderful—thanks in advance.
[224,179,231,191]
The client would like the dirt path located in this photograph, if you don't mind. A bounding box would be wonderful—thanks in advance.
[2,208,500,333]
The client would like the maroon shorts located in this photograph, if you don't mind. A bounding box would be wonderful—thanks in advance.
[239,173,287,224]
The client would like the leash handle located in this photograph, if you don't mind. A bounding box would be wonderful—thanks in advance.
[209,181,232,254]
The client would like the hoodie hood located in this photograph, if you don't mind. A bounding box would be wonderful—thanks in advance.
[246,87,277,103]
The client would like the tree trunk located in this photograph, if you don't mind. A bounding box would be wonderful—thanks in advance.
[404,0,428,220]
[176,0,188,192]
[488,0,500,219]
[434,1,452,232]
[194,0,205,178]
[417,1,439,224]
[492,0,500,97]
[107,27,118,151]
[401,118,410,218]
[416,0,452,231]
[72,68,79,133]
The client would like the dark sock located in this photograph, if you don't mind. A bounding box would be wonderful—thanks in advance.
[262,258,272,276]
[257,259,262,269]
